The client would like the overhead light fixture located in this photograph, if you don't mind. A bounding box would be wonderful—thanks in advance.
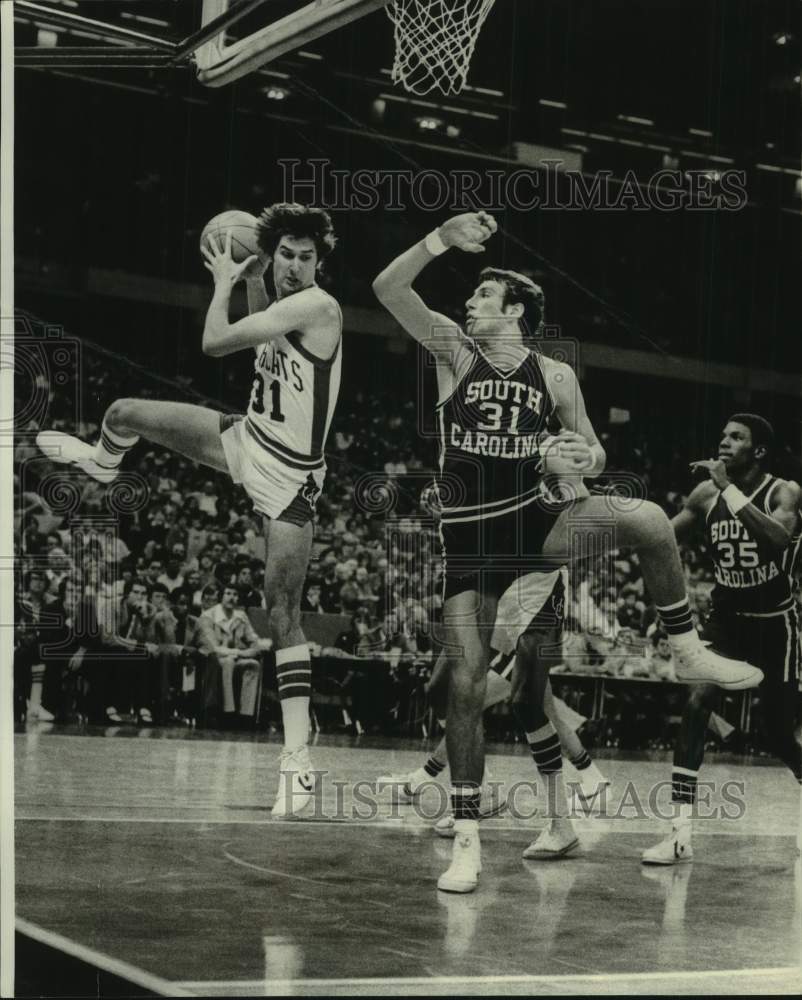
[36,27,59,48]
[415,116,443,131]
[264,86,289,101]
[773,32,793,46]
[445,124,461,139]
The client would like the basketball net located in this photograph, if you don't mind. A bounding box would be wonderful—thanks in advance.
[387,0,496,96]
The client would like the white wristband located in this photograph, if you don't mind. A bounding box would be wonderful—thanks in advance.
[721,483,750,515]
[424,229,448,256]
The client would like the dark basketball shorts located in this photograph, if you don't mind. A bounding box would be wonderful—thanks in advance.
[439,496,572,603]
[219,413,323,528]
[704,604,800,689]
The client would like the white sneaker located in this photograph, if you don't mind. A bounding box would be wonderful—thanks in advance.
[437,824,481,893]
[566,761,610,805]
[434,778,508,838]
[641,822,693,865]
[377,768,432,802]
[674,642,762,691]
[26,702,55,722]
[36,430,119,484]
[271,746,315,818]
[522,821,579,860]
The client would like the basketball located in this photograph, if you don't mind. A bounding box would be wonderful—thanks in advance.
[200,210,261,263]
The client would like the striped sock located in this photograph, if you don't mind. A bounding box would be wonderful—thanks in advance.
[570,748,593,771]
[451,782,481,821]
[671,767,698,805]
[423,755,446,778]
[656,598,694,636]
[275,644,312,750]
[527,724,563,776]
[95,416,139,469]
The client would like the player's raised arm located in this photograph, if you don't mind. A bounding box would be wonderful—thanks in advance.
[201,232,338,357]
[544,360,606,477]
[670,480,716,541]
[372,212,496,361]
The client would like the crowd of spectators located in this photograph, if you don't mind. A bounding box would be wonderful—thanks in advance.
[13,338,799,751]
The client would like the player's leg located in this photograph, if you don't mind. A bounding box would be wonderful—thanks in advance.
[437,589,497,893]
[544,685,610,803]
[754,609,802,847]
[512,627,579,859]
[542,496,762,690]
[379,649,450,797]
[641,682,717,865]
[37,399,230,480]
[384,653,510,808]
[261,516,316,818]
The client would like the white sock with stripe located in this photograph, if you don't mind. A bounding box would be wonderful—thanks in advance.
[275,643,311,751]
[95,416,139,469]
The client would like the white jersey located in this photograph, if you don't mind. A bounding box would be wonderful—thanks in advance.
[245,298,342,469]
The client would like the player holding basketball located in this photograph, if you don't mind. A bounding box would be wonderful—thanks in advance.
[37,203,341,817]
[643,414,801,864]
[373,212,763,894]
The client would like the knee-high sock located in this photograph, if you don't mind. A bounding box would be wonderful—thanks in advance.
[275,644,311,750]
[94,415,139,469]
[527,722,569,818]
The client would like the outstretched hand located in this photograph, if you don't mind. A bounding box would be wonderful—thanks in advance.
[201,229,260,288]
[690,457,730,490]
[438,211,498,253]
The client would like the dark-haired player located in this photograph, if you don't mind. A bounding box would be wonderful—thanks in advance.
[37,203,342,817]
[643,414,801,864]
[373,213,762,894]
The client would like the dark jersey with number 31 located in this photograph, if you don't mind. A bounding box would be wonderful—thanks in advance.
[705,474,801,614]
[436,344,555,526]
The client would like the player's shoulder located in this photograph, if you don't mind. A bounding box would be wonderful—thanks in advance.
[299,285,342,324]
[540,355,575,380]
[769,477,802,507]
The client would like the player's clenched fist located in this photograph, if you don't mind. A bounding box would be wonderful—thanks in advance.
[438,211,498,253]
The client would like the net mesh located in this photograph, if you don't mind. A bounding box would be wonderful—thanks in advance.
[387,0,497,96]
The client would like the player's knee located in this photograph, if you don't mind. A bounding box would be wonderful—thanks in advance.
[620,499,671,544]
[105,398,142,435]
[266,601,294,642]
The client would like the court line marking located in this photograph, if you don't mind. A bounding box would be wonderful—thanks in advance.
[222,844,335,888]
[174,965,802,990]
[13,812,797,837]
[16,918,197,997]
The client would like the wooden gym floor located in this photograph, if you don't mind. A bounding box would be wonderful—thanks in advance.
[13,725,802,996]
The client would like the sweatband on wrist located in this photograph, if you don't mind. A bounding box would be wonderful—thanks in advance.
[424,229,448,256]
[721,483,750,515]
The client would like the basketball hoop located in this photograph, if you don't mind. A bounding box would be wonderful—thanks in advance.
[387,0,497,96]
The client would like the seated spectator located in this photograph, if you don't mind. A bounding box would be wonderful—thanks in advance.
[158,555,186,594]
[14,569,59,722]
[236,565,264,610]
[649,630,678,682]
[96,579,163,725]
[617,589,645,632]
[301,580,325,614]
[199,585,264,726]
[45,546,74,599]
[166,591,218,726]
[194,480,219,517]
